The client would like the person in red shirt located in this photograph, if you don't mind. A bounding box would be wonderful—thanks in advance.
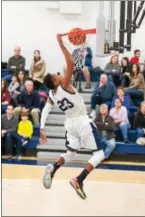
[130,49,140,64]
[2,79,11,114]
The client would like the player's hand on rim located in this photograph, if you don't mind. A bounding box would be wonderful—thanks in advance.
[40,129,48,144]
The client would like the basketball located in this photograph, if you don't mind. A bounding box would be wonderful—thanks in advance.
[68,28,86,45]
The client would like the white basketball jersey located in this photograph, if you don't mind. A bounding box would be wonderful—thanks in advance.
[49,85,87,118]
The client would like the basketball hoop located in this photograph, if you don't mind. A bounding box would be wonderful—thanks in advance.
[60,28,96,92]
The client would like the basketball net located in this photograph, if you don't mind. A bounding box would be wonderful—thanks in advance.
[61,28,95,70]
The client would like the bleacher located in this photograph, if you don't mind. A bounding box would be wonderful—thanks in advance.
[2,68,143,160]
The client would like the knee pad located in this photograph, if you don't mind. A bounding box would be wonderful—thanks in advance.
[88,150,105,168]
[60,150,76,163]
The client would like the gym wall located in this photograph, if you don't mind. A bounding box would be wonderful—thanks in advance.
[2,1,145,73]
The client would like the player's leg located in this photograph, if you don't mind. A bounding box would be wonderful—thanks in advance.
[70,121,105,199]
[43,132,79,189]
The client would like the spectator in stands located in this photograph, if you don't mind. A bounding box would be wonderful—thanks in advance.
[15,70,26,94]
[82,47,93,89]
[111,87,131,112]
[95,104,116,159]
[1,104,18,158]
[142,60,145,79]
[13,111,33,159]
[14,80,40,125]
[2,80,11,114]
[90,74,116,118]
[125,64,145,106]
[130,49,140,65]
[29,50,46,90]
[134,101,145,139]
[104,54,121,87]
[8,75,19,99]
[72,47,92,89]
[5,46,25,82]
[110,99,131,143]
[120,57,131,87]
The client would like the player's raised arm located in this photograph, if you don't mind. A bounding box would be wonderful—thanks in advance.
[40,97,53,144]
[57,34,74,87]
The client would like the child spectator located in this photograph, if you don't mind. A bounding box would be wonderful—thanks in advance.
[2,80,11,114]
[14,111,33,159]
[130,49,140,65]
[8,75,19,99]
[110,99,131,143]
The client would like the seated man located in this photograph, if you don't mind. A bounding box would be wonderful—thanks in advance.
[4,46,25,82]
[1,104,18,159]
[110,99,131,143]
[94,104,116,159]
[14,80,40,125]
[90,74,116,118]
[134,101,145,139]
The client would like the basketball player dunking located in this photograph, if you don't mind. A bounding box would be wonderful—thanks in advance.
[40,34,105,200]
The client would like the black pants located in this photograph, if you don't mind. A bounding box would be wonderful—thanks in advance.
[34,80,43,90]
[1,132,15,155]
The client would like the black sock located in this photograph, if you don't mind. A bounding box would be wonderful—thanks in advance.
[77,169,89,183]
[51,162,60,177]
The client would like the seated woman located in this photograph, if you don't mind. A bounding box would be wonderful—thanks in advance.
[120,57,132,87]
[2,79,11,114]
[110,98,131,143]
[104,54,121,87]
[111,87,132,112]
[29,50,46,90]
[125,64,145,106]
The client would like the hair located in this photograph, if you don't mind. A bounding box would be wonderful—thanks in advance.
[21,111,29,117]
[115,98,122,105]
[117,87,125,93]
[134,49,140,55]
[2,79,8,92]
[34,50,41,62]
[140,101,145,108]
[43,73,55,90]
[12,74,18,81]
[17,70,26,83]
[7,104,14,109]
[130,64,140,77]
[110,54,119,65]
[100,104,108,109]
[25,80,34,86]
[121,57,129,67]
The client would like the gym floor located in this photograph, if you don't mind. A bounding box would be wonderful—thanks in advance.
[2,157,145,216]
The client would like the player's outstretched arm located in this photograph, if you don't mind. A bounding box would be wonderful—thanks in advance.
[40,98,53,144]
[57,34,74,87]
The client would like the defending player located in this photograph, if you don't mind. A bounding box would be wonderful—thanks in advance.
[40,34,105,199]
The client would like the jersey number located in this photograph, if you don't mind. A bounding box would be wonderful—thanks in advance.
[57,98,74,112]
